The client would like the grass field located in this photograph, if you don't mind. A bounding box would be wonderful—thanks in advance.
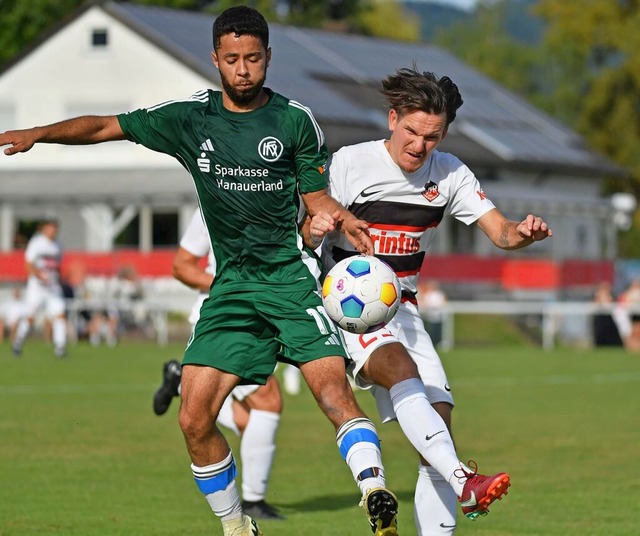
[1,338,639,535]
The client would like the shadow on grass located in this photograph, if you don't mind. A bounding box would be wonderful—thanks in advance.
[278,489,414,513]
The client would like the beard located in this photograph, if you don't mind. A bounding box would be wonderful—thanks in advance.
[219,70,266,106]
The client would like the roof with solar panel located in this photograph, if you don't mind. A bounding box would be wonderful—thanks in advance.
[101,1,620,176]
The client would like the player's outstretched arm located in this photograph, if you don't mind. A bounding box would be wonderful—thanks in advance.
[301,189,373,255]
[0,115,126,156]
[478,208,553,250]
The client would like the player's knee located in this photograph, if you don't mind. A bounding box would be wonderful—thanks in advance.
[364,344,419,388]
[178,403,217,440]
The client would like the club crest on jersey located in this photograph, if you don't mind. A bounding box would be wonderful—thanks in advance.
[422,181,439,202]
[258,136,284,162]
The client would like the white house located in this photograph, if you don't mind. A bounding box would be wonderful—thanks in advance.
[0,1,627,270]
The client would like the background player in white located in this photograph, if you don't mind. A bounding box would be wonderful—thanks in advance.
[1,286,27,345]
[0,7,399,536]
[13,219,67,358]
[306,67,552,534]
[152,208,284,520]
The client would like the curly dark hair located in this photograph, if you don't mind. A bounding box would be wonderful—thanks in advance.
[381,66,463,126]
[212,6,269,51]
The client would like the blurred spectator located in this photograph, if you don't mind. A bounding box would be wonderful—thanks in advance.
[87,308,119,347]
[418,279,447,347]
[109,265,149,336]
[0,286,28,345]
[69,264,119,347]
[617,278,640,352]
[591,281,623,347]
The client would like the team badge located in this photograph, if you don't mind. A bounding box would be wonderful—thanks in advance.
[258,136,284,162]
[422,181,439,202]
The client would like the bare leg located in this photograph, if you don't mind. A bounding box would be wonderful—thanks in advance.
[300,356,366,428]
[179,364,238,465]
[179,364,249,529]
[301,355,398,534]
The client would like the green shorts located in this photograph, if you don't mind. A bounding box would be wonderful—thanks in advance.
[182,287,347,385]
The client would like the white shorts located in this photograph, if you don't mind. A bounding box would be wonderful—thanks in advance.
[24,280,65,318]
[341,300,454,423]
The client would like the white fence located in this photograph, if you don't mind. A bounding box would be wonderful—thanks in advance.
[60,298,633,349]
[437,301,633,351]
[65,299,171,346]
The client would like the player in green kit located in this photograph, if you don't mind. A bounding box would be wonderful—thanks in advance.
[0,6,400,536]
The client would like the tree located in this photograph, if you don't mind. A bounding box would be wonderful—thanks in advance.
[356,0,420,41]
[0,0,84,67]
[209,0,361,27]
[533,0,640,255]
[0,0,204,69]
[434,1,540,99]
[534,1,640,163]
[210,0,418,40]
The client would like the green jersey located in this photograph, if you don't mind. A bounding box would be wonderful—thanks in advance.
[117,88,327,292]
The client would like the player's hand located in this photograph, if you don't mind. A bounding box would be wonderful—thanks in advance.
[0,129,37,155]
[309,210,338,246]
[341,216,373,255]
[516,214,553,242]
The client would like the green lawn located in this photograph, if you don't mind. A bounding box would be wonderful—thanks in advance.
[1,340,639,535]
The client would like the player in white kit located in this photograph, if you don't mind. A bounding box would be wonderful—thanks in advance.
[13,219,67,358]
[1,286,27,344]
[152,208,284,520]
[306,67,553,534]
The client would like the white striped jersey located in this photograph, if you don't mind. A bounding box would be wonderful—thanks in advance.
[25,232,62,289]
[322,140,495,298]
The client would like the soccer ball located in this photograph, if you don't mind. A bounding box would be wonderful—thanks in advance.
[321,255,401,334]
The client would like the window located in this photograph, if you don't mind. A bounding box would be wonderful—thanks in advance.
[153,212,179,247]
[92,29,108,48]
[115,215,139,248]
[114,211,179,249]
[14,219,39,249]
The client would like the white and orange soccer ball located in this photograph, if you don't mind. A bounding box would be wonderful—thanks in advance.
[321,255,401,334]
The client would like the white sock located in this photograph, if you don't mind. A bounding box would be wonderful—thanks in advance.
[390,378,464,497]
[14,318,30,347]
[336,417,386,494]
[415,465,458,535]
[191,452,242,522]
[283,365,301,395]
[52,318,66,350]
[90,331,101,346]
[217,396,240,436]
[240,409,280,502]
